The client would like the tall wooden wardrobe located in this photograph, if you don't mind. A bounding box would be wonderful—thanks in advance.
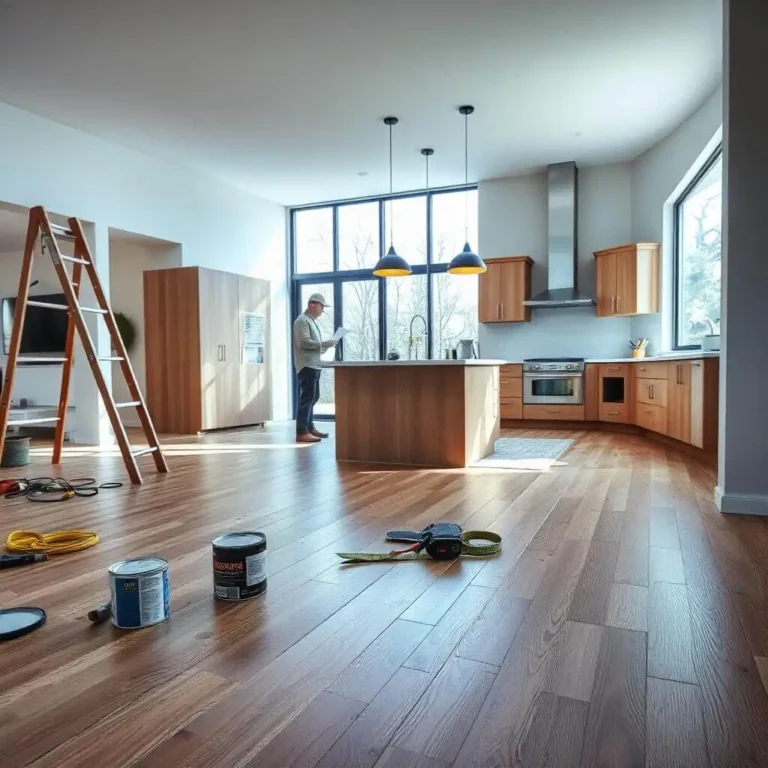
[144,267,271,433]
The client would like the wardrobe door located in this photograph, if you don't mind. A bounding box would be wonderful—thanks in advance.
[237,275,272,425]
[199,268,240,430]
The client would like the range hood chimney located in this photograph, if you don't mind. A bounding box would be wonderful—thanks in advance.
[524,161,594,309]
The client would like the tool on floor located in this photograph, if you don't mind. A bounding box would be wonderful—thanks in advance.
[0,553,48,569]
[109,557,170,629]
[0,206,169,485]
[6,529,99,555]
[2,476,123,502]
[336,523,502,563]
[0,607,46,642]
[87,600,112,623]
[212,532,268,601]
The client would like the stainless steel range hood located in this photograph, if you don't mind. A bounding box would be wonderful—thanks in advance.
[524,162,595,309]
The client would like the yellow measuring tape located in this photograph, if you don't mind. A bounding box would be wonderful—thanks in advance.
[6,530,99,555]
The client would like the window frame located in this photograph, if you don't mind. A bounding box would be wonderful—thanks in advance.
[289,183,478,362]
[672,146,723,350]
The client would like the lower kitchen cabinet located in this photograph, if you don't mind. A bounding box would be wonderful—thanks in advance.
[635,402,667,434]
[667,361,691,443]
[499,364,523,420]
[523,404,585,421]
[598,363,632,424]
[500,398,523,419]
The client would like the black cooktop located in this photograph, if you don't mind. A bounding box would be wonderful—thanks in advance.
[523,357,585,363]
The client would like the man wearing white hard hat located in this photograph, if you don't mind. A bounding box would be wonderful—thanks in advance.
[292,293,338,443]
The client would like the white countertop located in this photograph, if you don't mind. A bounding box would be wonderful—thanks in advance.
[322,359,507,368]
[584,351,720,364]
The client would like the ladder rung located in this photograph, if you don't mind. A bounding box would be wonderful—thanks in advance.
[115,401,141,408]
[99,356,124,362]
[61,255,90,265]
[17,357,68,364]
[8,417,61,425]
[133,446,158,458]
[79,305,108,314]
[50,223,75,239]
[27,300,107,315]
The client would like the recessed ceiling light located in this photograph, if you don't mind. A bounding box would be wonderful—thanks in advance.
[357,171,369,177]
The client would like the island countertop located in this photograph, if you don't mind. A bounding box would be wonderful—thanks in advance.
[323,359,507,368]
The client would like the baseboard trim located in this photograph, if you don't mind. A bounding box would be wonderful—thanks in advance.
[715,487,768,516]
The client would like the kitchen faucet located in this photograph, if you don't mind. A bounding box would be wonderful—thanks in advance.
[408,314,428,360]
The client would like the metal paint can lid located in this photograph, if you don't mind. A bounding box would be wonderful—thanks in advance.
[109,557,168,576]
[212,532,266,550]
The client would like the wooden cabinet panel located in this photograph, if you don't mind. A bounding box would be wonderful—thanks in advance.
[689,360,705,449]
[500,378,522,399]
[479,257,532,323]
[595,252,616,317]
[585,363,600,421]
[598,364,631,424]
[237,275,272,426]
[593,243,659,318]
[199,268,240,431]
[478,261,502,323]
[615,249,638,315]
[600,363,629,377]
[667,361,691,444]
[500,398,523,420]
[636,378,668,408]
[500,364,522,377]
[635,403,667,434]
[599,402,629,423]
[523,404,585,421]
[635,362,669,379]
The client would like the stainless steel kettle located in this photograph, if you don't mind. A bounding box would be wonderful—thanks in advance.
[456,339,477,359]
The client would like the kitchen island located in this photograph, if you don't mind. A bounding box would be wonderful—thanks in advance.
[325,360,505,467]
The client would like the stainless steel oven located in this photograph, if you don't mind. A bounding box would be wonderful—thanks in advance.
[523,358,585,405]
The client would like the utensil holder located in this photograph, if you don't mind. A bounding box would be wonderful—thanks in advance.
[631,348,646,359]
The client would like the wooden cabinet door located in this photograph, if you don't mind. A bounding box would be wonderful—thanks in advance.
[689,360,705,449]
[478,262,502,323]
[614,249,638,316]
[499,261,530,322]
[667,361,691,443]
[595,253,616,317]
[237,275,272,426]
[199,268,240,430]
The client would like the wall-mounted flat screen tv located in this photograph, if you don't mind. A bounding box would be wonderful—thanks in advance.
[2,294,69,355]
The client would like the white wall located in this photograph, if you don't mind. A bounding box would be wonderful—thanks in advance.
[108,238,181,426]
[0,102,289,442]
[630,87,723,351]
[478,163,633,361]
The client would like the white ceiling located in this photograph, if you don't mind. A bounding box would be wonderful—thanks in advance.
[0,0,722,206]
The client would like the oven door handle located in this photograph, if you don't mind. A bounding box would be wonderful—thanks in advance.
[524,373,582,380]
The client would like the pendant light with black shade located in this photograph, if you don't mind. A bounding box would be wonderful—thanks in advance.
[448,105,486,275]
[373,117,412,277]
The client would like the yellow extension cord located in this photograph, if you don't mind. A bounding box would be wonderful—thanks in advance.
[6,530,100,555]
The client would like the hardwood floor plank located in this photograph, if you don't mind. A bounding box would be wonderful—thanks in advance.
[614,506,650,588]
[391,656,496,762]
[567,540,618,625]
[29,670,234,768]
[403,585,494,674]
[545,620,604,702]
[605,583,648,633]
[456,593,530,666]
[756,657,768,696]
[373,747,448,768]
[649,546,686,585]
[517,692,590,768]
[241,691,365,768]
[497,549,552,600]
[317,667,432,768]
[578,627,646,768]
[650,506,681,549]
[592,507,625,544]
[133,730,209,768]
[648,582,696,684]
[733,593,768,657]
[646,678,709,768]
[328,619,432,704]
[452,540,590,767]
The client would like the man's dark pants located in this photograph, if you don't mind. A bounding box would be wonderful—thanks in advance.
[296,367,321,435]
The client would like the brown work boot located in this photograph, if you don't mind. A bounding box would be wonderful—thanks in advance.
[296,432,321,444]
[310,428,329,438]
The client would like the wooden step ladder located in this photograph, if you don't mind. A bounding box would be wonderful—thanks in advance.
[0,206,169,485]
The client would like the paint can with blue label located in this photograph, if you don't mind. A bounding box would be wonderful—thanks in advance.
[109,557,170,629]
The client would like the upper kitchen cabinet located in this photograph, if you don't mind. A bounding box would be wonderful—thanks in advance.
[593,243,660,317]
[478,256,533,323]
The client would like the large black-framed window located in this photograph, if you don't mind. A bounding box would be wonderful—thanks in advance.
[673,147,722,349]
[290,185,478,417]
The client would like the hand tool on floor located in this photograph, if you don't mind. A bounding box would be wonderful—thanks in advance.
[0,553,48,569]
[336,523,501,563]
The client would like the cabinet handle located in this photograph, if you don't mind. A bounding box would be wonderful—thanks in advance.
[692,362,701,368]
[607,366,620,371]
[644,408,652,413]
[611,296,616,313]
[217,344,222,361]
[222,344,227,362]
[616,296,620,313]
[496,303,501,320]
[546,408,561,413]
[639,366,646,371]
[608,410,619,416]
[649,385,654,400]
[500,302,504,319]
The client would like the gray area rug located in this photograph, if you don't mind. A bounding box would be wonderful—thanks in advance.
[474,437,574,470]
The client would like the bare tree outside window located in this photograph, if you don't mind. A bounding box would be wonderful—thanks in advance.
[676,153,722,347]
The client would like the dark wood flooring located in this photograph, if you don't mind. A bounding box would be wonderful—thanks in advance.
[2,425,768,767]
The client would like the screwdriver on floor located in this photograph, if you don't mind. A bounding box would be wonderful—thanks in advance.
[0,553,49,569]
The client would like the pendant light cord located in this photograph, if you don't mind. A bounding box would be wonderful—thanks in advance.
[464,111,469,242]
[389,120,394,246]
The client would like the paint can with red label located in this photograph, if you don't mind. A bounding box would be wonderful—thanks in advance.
[211,532,267,601]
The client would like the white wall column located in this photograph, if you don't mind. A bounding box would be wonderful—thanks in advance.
[72,220,114,446]
[717,0,768,514]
